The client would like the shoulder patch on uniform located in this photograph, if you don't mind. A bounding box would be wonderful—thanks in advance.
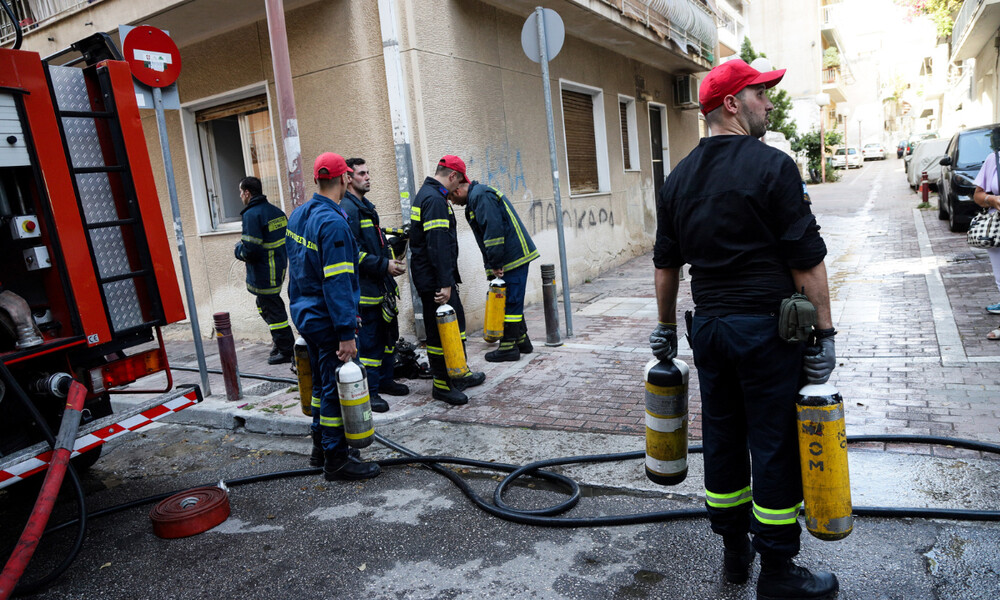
[268,216,288,231]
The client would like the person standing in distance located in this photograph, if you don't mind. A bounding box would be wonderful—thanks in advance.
[286,153,379,481]
[234,176,295,364]
[649,59,839,600]
[409,155,485,405]
[341,157,410,412]
[448,180,539,361]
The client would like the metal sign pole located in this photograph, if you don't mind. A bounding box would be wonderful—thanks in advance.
[152,85,211,396]
[535,6,573,337]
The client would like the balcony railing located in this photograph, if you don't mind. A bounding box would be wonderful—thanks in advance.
[614,0,718,62]
[951,0,984,49]
[822,67,842,86]
[0,0,91,45]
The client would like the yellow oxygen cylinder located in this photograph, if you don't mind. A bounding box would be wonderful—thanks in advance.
[335,361,374,449]
[436,303,470,378]
[483,278,506,343]
[797,382,853,540]
[293,337,312,416]
[644,357,689,485]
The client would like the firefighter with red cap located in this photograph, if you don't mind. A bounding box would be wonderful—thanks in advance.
[650,59,839,600]
[409,155,486,405]
[286,152,380,481]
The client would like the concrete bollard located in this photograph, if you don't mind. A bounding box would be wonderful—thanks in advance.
[213,312,242,401]
[540,264,563,347]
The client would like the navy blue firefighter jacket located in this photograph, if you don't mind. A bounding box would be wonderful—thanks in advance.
[286,193,360,343]
[234,194,288,295]
[409,176,461,294]
[340,191,399,309]
[464,181,539,276]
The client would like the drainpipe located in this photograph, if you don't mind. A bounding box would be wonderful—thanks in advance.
[378,0,425,339]
[264,0,306,209]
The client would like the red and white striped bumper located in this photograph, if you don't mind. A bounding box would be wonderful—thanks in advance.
[0,386,202,490]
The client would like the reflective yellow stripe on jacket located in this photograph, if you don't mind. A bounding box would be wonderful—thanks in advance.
[323,262,354,278]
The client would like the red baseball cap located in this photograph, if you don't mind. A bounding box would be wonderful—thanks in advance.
[438,155,469,183]
[314,152,353,180]
[698,59,786,116]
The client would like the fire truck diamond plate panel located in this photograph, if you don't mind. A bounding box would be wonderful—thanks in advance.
[49,66,144,334]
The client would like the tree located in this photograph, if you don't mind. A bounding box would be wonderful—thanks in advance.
[792,130,844,182]
[739,38,798,142]
[893,0,963,37]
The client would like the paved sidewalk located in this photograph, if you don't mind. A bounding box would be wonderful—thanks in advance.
[137,158,999,460]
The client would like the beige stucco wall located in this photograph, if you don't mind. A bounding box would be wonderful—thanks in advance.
[14,0,701,343]
[397,0,700,330]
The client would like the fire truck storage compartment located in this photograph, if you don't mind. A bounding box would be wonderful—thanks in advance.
[0,92,76,351]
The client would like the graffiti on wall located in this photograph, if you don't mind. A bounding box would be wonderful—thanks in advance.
[462,143,617,236]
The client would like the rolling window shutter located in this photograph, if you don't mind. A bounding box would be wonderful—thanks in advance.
[195,95,269,123]
[620,102,631,170]
[562,89,599,194]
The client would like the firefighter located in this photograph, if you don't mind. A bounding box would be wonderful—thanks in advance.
[650,60,838,599]
[286,153,379,481]
[409,155,485,405]
[341,157,409,413]
[448,181,539,361]
[234,176,294,365]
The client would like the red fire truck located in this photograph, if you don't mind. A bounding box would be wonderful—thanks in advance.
[0,32,201,490]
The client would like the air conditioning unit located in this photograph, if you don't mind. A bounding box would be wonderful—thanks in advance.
[674,74,699,110]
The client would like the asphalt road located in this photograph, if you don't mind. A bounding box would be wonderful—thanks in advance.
[2,417,999,600]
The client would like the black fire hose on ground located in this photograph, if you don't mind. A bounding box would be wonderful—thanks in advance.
[8,412,1000,594]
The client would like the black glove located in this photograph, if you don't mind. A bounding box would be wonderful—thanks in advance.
[803,329,836,384]
[649,323,678,362]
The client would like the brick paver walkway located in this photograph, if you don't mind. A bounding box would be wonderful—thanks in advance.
[162,159,999,459]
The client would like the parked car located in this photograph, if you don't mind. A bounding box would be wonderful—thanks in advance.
[938,123,1000,232]
[863,143,886,160]
[906,138,948,190]
[904,132,939,173]
[831,146,863,169]
[897,140,906,159]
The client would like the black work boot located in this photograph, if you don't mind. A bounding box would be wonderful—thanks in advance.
[379,380,410,396]
[516,321,533,354]
[369,393,389,413]
[432,379,468,405]
[487,322,520,362]
[451,370,485,390]
[268,348,293,365]
[323,451,381,481]
[757,556,839,600]
[722,535,755,584]
[309,431,324,467]
[310,432,359,466]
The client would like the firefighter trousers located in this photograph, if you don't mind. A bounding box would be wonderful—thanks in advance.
[420,286,466,389]
[358,305,399,395]
[501,263,528,333]
[691,313,804,558]
[255,294,295,355]
[303,333,349,456]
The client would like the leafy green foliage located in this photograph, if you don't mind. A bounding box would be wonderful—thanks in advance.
[893,0,963,37]
[792,130,844,178]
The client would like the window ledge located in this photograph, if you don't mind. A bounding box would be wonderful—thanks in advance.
[198,227,242,238]
[623,168,642,173]
[569,191,612,199]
